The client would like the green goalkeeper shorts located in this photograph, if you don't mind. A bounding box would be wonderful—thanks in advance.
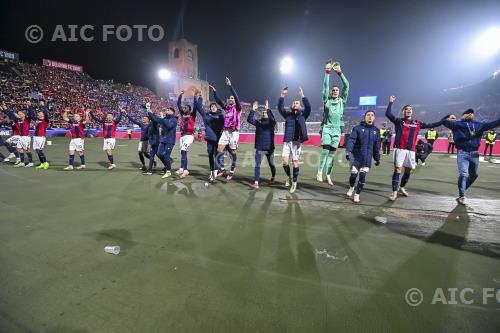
[321,127,341,148]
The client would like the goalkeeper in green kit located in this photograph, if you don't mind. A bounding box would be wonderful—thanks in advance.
[317,60,349,185]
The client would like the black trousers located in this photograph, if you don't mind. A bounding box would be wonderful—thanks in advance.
[447,142,455,154]
[382,141,391,154]
[484,143,494,156]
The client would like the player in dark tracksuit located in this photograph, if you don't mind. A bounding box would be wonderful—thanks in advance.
[278,86,311,193]
[194,96,224,182]
[146,106,178,178]
[127,112,152,171]
[345,110,381,203]
[415,139,432,165]
[247,100,277,189]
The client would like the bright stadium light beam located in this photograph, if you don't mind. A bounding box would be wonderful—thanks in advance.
[158,68,172,81]
[280,56,294,74]
[473,27,500,58]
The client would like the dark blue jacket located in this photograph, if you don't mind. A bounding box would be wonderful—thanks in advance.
[194,97,224,142]
[148,113,178,145]
[147,119,160,146]
[443,117,500,152]
[247,109,276,151]
[346,121,381,168]
[126,114,150,142]
[278,97,311,142]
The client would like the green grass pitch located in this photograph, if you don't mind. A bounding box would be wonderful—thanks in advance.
[0,137,499,332]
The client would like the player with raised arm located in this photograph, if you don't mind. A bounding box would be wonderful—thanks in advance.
[247,100,277,189]
[0,105,20,164]
[278,86,311,193]
[442,109,500,204]
[193,94,224,182]
[317,60,349,186]
[62,108,90,170]
[1,100,35,167]
[126,111,152,171]
[146,105,178,178]
[385,95,451,201]
[89,108,123,170]
[211,77,242,181]
[345,110,380,203]
[175,90,198,179]
[29,100,50,169]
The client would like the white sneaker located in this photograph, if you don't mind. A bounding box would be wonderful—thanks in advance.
[316,174,323,182]
[24,162,34,168]
[162,170,171,179]
[76,165,86,170]
[456,196,466,205]
[3,157,10,162]
[285,177,292,187]
[290,182,297,193]
[107,163,116,170]
[352,194,360,203]
[14,162,25,168]
[175,168,184,175]
[388,191,398,201]
[347,186,355,197]
[326,175,334,186]
[7,153,15,159]
[180,170,190,179]
[399,187,409,197]
[421,162,426,166]
[63,165,74,170]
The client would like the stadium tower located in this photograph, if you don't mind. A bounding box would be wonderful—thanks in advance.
[156,38,210,103]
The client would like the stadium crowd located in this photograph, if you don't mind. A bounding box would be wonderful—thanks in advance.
[1,60,499,138]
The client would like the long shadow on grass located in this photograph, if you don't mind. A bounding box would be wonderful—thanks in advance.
[328,205,479,332]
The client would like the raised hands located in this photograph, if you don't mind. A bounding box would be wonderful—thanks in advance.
[252,101,259,112]
[333,63,342,74]
[389,95,396,103]
[325,59,333,71]
[299,87,304,98]
[225,77,232,86]
[264,99,269,110]
[281,86,289,97]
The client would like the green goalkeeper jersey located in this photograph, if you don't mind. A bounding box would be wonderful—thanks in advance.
[322,72,349,128]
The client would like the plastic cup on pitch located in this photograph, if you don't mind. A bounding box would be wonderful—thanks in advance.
[104,245,120,255]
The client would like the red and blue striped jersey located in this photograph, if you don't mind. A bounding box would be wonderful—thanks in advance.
[69,120,85,139]
[180,113,196,135]
[34,119,49,137]
[386,102,447,152]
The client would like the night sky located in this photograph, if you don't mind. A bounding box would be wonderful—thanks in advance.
[1,0,499,109]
